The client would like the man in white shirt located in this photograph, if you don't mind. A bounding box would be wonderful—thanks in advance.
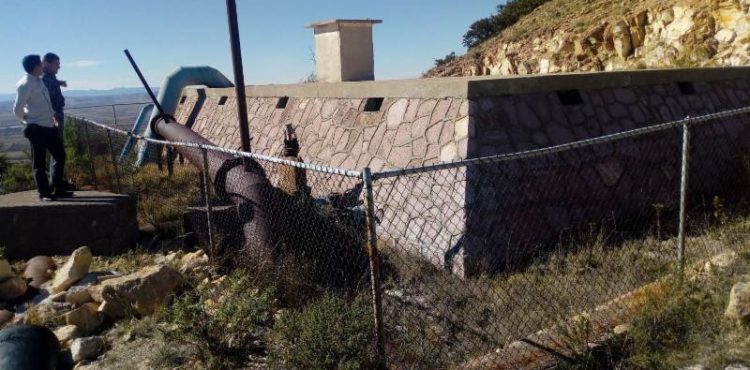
[13,54,71,201]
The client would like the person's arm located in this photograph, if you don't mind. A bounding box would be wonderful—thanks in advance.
[12,82,29,122]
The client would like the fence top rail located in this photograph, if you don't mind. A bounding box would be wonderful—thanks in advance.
[66,102,152,111]
[69,114,363,178]
[371,105,750,180]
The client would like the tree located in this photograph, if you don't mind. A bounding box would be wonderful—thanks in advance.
[462,0,551,49]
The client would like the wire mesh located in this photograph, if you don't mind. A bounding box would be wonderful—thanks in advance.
[64,104,750,369]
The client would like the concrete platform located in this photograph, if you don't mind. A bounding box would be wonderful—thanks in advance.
[0,190,138,260]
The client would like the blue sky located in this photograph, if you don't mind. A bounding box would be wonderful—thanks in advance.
[0,0,498,94]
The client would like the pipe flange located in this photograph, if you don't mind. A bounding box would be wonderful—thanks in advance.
[149,113,176,139]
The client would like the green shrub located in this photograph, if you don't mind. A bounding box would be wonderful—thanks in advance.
[463,0,551,48]
[0,161,34,194]
[270,294,381,370]
[163,270,274,370]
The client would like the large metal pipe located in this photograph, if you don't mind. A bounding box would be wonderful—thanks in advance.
[153,118,278,263]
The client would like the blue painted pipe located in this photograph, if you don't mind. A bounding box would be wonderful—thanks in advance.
[131,66,233,166]
[119,103,154,162]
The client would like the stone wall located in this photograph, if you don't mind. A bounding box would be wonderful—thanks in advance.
[173,68,750,276]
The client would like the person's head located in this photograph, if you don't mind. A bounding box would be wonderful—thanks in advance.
[22,55,42,77]
[43,53,60,74]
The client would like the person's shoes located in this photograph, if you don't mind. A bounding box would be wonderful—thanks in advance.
[60,181,77,191]
[53,190,74,198]
[39,193,56,201]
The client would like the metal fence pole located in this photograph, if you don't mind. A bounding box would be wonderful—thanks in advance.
[677,120,691,279]
[81,119,98,189]
[362,167,385,364]
[200,147,216,260]
[106,130,122,193]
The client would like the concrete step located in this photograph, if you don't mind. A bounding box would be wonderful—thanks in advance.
[0,191,138,260]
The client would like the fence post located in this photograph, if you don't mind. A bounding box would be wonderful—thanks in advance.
[81,118,98,190]
[106,130,123,193]
[200,146,216,260]
[362,167,385,365]
[677,119,691,279]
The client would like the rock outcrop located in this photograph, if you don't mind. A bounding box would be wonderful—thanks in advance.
[89,264,184,318]
[426,0,750,78]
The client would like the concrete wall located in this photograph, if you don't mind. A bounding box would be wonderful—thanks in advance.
[174,67,750,276]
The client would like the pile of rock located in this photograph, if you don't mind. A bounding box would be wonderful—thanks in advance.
[0,246,197,367]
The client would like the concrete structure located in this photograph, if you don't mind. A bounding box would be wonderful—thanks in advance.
[306,19,381,82]
[0,191,138,259]
[172,67,750,276]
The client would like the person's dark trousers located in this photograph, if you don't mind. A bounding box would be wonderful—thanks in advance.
[23,124,66,196]
[50,112,64,173]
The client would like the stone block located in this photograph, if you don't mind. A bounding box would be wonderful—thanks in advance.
[0,191,137,260]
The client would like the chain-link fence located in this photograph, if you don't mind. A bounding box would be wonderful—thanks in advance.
[65,103,750,369]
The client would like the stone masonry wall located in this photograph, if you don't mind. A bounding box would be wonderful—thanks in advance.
[174,71,750,276]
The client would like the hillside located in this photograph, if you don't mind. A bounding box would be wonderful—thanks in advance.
[425,0,750,77]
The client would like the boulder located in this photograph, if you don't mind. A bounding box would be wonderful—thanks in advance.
[0,276,27,301]
[612,21,633,58]
[24,256,57,289]
[0,259,13,281]
[50,247,93,294]
[726,282,750,324]
[65,287,93,306]
[179,250,210,274]
[65,303,103,335]
[0,310,13,327]
[89,265,184,318]
[70,336,104,363]
[54,325,82,345]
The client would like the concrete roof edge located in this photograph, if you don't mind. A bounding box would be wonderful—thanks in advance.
[305,19,383,28]
[181,67,750,100]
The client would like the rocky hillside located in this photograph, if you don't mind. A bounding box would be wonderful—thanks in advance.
[426,0,750,77]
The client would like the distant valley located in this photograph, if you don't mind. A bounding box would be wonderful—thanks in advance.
[0,90,152,162]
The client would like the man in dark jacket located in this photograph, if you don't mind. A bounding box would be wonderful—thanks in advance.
[42,52,74,192]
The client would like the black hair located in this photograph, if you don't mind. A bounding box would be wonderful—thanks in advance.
[43,53,59,63]
[22,55,41,74]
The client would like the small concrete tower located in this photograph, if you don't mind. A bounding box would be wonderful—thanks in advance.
[305,19,382,83]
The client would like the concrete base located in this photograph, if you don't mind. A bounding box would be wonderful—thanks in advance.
[0,191,138,260]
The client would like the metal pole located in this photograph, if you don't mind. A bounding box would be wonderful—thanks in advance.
[362,167,385,364]
[677,120,691,278]
[106,130,122,193]
[123,49,167,117]
[81,119,98,189]
[200,146,216,260]
[225,0,253,162]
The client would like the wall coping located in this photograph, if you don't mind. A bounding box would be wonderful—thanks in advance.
[182,67,750,100]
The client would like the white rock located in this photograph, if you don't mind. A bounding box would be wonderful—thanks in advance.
[54,325,82,345]
[0,259,14,281]
[715,29,737,43]
[726,282,750,324]
[89,265,184,318]
[65,302,103,335]
[51,247,93,293]
[66,286,93,306]
[70,336,104,363]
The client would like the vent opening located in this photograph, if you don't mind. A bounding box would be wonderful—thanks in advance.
[557,90,584,106]
[364,97,384,112]
[218,96,228,105]
[677,82,697,95]
[276,96,289,109]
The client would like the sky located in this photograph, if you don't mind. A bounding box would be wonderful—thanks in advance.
[0,0,498,94]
